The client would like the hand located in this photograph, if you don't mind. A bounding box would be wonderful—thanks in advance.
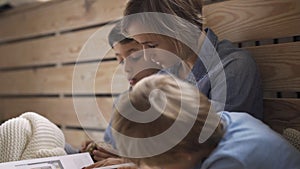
[80,140,93,153]
[92,143,119,161]
[82,158,138,169]
[81,141,119,162]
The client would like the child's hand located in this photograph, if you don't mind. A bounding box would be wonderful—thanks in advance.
[82,158,138,169]
[92,145,119,161]
[80,140,93,153]
[80,141,119,162]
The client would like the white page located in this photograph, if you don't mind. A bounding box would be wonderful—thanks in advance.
[0,153,93,169]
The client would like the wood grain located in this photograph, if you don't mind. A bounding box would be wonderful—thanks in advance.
[0,97,114,128]
[203,0,300,42]
[0,26,116,68]
[264,98,300,133]
[0,0,127,42]
[203,0,228,5]
[246,42,300,91]
[0,61,128,94]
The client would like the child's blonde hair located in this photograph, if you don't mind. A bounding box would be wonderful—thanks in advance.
[111,75,224,166]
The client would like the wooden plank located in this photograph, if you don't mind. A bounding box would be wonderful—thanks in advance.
[0,26,116,68]
[0,0,127,42]
[246,42,300,91]
[0,97,114,128]
[263,92,277,98]
[0,0,52,17]
[203,0,228,5]
[203,0,300,42]
[264,98,300,134]
[63,129,105,149]
[8,0,56,7]
[0,61,128,94]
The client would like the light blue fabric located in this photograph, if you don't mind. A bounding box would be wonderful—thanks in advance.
[64,143,79,154]
[104,123,116,148]
[197,112,300,169]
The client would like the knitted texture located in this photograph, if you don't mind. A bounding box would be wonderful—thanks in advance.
[283,128,300,151]
[0,112,66,162]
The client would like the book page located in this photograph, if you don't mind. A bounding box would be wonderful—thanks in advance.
[0,153,93,169]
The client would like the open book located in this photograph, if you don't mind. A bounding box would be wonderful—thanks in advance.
[0,153,136,169]
[0,153,93,169]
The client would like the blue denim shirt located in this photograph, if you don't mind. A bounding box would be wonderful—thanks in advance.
[104,122,116,148]
[164,28,263,120]
[197,112,300,169]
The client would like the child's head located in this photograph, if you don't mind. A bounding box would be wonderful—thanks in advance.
[108,23,162,86]
[111,75,224,168]
[121,0,204,68]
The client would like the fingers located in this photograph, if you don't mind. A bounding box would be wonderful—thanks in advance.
[80,140,93,152]
[82,158,132,169]
[82,140,92,148]
[119,166,139,169]
[80,141,119,162]
[95,142,118,156]
[81,161,101,169]
[102,158,126,166]
[92,149,118,162]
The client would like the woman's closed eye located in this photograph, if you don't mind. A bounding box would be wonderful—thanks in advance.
[147,43,158,48]
[118,54,141,65]
[140,41,158,49]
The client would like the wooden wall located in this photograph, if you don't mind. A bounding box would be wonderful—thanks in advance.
[204,0,300,133]
[0,0,127,148]
[1,0,299,148]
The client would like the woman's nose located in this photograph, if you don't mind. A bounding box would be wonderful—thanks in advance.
[124,59,132,73]
[143,47,152,61]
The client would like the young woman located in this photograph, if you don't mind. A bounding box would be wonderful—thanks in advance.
[121,0,263,120]
[111,75,300,169]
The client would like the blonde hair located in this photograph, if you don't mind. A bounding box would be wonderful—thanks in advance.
[111,75,224,166]
[121,0,205,60]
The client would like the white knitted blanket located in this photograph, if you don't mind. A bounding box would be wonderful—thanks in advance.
[0,112,66,162]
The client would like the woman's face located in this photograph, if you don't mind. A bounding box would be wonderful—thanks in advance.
[127,22,181,69]
[114,40,162,86]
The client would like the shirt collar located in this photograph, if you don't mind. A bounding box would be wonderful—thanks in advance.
[189,28,219,82]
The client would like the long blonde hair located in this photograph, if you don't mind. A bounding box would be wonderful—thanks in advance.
[121,0,205,60]
[111,75,224,166]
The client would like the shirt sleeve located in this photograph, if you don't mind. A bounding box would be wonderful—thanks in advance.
[64,143,79,154]
[103,122,116,149]
[206,51,263,120]
[223,52,263,119]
